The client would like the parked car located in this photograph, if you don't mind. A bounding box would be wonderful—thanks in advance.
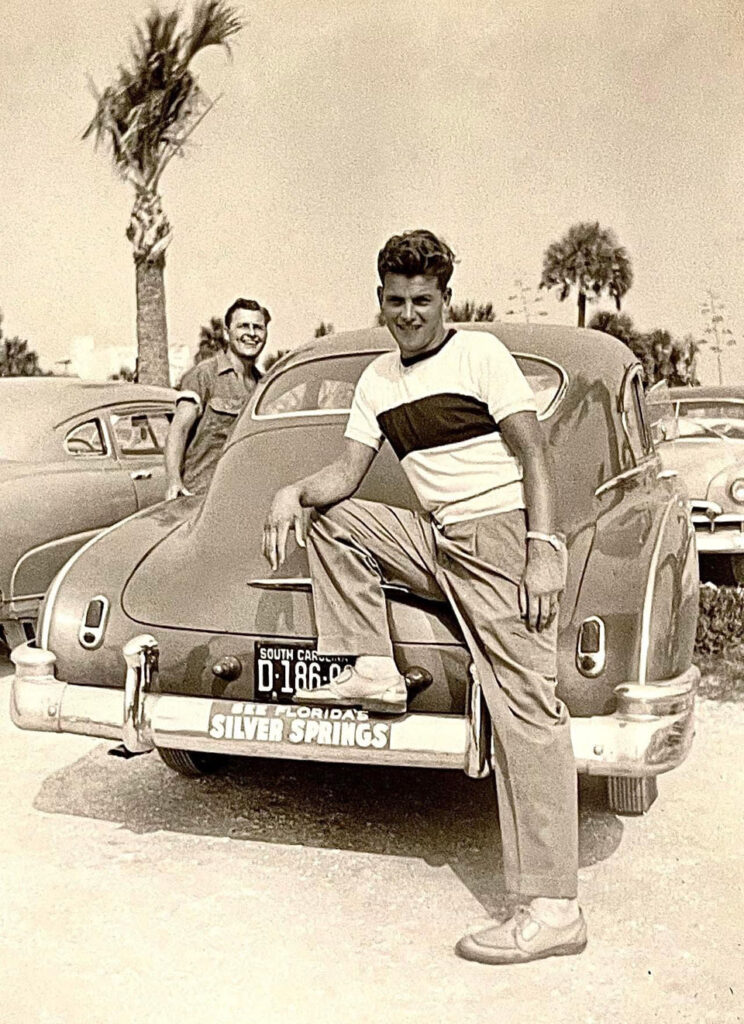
[648,385,744,582]
[10,325,700,814]
[0,377,177,647]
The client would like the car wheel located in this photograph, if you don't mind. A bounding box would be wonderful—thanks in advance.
[157,747,225,777]
[606,775,658,815]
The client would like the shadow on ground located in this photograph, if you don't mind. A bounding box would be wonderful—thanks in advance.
[33,745,622,914]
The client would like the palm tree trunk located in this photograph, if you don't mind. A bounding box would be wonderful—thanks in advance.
[577,291,586,328]
[135,258,170,385]
[127,188,172,385]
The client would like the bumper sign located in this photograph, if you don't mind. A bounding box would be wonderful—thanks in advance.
[208,701,391,750]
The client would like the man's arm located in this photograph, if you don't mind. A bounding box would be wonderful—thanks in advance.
[263,437,376,569]
[499,410,566,632]
[164,401,200,500]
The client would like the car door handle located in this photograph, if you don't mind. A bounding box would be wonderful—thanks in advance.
[130,469,153,480]
[657,469,678,480]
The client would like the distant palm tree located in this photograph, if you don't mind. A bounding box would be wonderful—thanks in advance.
[447,300,496,322]
[196,315,227,363]
[83,2,242,385]
[539,222,633,327]
[0,313,42,376]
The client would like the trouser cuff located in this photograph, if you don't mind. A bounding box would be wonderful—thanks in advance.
[317,634,395,658]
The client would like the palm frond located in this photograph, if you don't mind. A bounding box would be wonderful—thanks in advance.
[84,2,241,183]
[184,0,243,62]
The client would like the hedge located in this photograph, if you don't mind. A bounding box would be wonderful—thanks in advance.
[695,583,744,655]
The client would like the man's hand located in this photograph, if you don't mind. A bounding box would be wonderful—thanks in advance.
[518,542,567,632]
[165,480,193,501]
[263,485,307,569]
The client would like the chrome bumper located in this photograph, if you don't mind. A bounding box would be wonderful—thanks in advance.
[9,638,699,779]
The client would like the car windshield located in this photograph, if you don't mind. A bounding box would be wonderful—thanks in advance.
[677,418,744,441]
[678,400,744,420]
[255,351,565,418]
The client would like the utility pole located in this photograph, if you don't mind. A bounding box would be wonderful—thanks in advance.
[505,279,548,323]
[700,289,736,385]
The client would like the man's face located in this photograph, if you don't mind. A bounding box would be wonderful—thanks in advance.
[377,273,451,359]
[227,307,268,360]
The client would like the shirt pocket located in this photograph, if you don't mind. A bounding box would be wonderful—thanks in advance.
[204,397,243,445]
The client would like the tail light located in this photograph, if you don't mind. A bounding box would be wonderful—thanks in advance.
[576,616,605,677]
[79,596,109,649]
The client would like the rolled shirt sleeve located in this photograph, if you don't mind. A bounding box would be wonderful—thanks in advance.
[177,364,209,416]
[472,336,538,423]
[344,369,384,451]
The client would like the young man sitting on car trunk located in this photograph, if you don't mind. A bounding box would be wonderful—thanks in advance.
[263,229,584,965]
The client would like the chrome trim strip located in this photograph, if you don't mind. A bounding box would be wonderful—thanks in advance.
[638,498,676,686]
[247,577,410,595]
[594,461,654,497]
[251,349,568,423]
[9,529,101,600]
[39,508,144,650]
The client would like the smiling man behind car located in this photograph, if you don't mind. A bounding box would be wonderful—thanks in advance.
[263,230,584,964]
[165,297,269,499]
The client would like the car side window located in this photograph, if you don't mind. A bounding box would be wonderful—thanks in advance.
[111,410,173,456]
[64,419,107,457]
[621,369,654,464]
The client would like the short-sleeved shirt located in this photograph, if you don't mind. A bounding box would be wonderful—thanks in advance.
[344,329,537,525]
[178,352,261,493]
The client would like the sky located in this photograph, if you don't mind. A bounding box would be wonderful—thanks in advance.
[1,0,743,383]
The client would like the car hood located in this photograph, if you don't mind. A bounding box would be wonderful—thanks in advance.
[657,439,744,499]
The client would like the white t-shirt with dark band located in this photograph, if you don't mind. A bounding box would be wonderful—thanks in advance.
[344,329,538,526]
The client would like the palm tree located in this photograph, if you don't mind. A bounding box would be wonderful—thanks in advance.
[0,312,42,376]
[447,300,496,322]
[539,222,633,328]
[196,315,227,363]
[83,2,242,385]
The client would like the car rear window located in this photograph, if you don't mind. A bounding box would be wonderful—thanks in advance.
[255,352,565,419]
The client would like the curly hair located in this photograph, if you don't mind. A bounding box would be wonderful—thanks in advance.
[377,230,456,292]
[224,297,272,330]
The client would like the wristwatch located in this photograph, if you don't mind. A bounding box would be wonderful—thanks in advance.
[526,531,567,552]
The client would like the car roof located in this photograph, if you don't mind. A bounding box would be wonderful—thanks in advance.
[266,322,635,381]
[0,378,177,462]
[648,384,744,403]
[0,377,177,429]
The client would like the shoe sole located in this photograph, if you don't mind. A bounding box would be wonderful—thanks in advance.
[454,937,587,965]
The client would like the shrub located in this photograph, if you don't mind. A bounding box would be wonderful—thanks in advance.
[695,583,744,655]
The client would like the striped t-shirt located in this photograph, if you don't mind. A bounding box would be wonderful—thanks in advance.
[345,329,538,525]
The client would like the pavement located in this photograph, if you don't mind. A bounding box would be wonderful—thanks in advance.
[0,654,742,1024]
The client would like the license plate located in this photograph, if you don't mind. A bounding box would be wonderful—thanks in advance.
[254,642,353,703]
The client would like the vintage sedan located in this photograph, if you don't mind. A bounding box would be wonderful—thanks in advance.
[0,377,177,648]
[648,385,744,582]
[10,325,700,815]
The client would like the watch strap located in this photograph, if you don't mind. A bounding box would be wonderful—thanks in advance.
[526,530,566,552]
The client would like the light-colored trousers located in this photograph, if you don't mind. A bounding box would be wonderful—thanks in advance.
[306,498,578,899]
